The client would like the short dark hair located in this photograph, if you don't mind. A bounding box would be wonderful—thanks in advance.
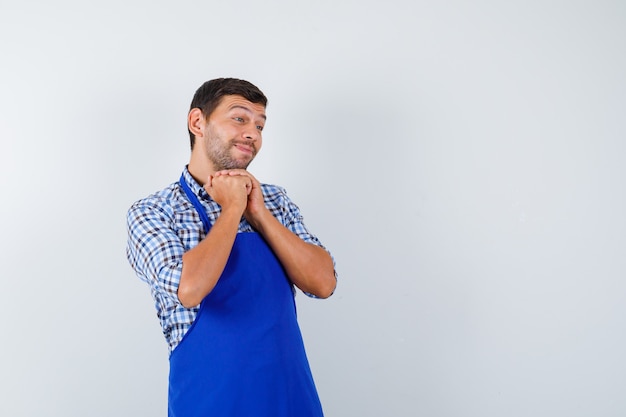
[188,78,268,149]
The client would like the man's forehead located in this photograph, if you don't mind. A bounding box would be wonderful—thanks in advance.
[219,95,265,111]
[220,95,266,116]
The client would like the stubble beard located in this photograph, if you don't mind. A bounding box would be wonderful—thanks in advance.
[205,129,256,171]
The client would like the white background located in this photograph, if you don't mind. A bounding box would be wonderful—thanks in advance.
[1,1,625,416]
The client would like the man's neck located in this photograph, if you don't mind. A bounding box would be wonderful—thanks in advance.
[188,151,215,186]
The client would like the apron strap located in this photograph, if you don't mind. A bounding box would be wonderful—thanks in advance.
[179,173,212,233]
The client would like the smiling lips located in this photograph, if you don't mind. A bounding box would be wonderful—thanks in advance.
[233,142,256,156]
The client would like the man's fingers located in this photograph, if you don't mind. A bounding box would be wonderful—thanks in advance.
[213,169,245,177]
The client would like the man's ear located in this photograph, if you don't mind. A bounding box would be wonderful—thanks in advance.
[188,108,206,139]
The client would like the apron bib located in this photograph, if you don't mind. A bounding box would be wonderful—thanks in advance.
[168,173,323,417]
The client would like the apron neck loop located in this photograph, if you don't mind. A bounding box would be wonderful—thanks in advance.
[179,172,212,233]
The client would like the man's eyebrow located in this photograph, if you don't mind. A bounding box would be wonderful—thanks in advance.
[229,104,267,120]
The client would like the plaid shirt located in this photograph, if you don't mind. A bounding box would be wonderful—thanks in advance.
[126,167,333,354]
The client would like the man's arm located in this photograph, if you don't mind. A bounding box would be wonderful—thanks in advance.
[249,210,337,298]
[213,170,337,298]
[177,174,252,308]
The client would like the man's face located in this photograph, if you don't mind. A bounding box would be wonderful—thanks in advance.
[203,95,266,171]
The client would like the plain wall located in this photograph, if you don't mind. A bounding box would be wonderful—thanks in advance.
[1,1,625,416]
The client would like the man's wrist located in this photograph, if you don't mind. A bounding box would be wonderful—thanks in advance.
[246,207,274,233]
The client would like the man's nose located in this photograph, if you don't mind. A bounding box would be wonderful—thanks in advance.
[242,124,260,141]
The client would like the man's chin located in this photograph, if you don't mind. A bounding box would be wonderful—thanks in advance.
[236,156,255,169]
[221,159,253,171]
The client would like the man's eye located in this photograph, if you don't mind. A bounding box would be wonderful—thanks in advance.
[234,117,244,122]
[256,125,264,131]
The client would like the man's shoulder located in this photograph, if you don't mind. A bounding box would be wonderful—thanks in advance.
[128,182,187,217]
[260,182,290,204]
[260,182,286,195]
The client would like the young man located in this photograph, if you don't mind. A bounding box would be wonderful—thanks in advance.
[126,78,337,416]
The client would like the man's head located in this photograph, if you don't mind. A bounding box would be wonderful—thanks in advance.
[188,78,268,150]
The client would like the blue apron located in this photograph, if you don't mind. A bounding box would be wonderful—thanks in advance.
[168,174,324,417]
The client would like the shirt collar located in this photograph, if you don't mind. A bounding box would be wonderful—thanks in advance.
[181,166,210,199]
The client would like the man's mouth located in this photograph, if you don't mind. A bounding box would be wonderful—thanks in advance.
[233,143,255,155]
